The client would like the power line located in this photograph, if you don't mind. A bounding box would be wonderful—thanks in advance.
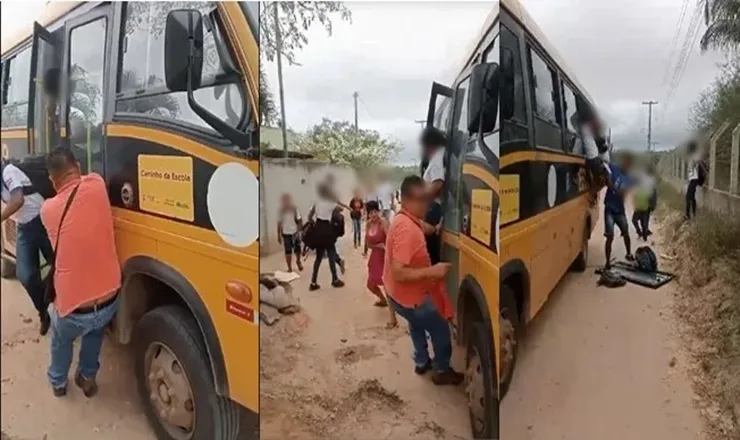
[661,0,690,87]
[663,3,703,115]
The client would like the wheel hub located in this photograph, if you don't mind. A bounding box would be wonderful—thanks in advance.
[145,343,195,439]
[465,345,485,433]
[499,314,516,383]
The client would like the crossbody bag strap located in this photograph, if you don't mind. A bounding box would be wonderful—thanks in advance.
[52,183,81,263]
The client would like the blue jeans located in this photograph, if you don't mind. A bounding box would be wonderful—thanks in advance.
[351,217,362,246]
[15,215,54,314]
[47,295,120,388]
[388,295,452,372]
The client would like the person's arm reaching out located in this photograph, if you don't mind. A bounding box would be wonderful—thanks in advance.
[389,222,450,282]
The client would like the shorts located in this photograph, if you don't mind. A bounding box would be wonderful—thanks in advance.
[282,233,302,255]
[604,210,629,238]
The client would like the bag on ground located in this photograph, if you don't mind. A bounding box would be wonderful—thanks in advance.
[635,246,658,272]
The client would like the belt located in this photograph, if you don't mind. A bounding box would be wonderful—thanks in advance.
[73,293,118,315]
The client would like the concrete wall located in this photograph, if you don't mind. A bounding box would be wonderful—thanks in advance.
[260,158,358,255]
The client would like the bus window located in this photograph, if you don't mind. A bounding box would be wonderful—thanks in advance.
[527,46,563,151]
[116,2,245,135]
[32,29,63,154]
[562,82,580,154]
[1,47,32,128]
[68,17,108,175]
[444,76,471,233]
[500,24,528,155]
[473,32,500,159]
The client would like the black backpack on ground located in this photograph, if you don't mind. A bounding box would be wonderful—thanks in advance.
[1,155,56,199]
[635,246,658,273]
[597,268,626,288]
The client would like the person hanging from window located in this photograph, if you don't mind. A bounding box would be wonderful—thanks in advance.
[277,193,303,272]
[685,140,704,220]
[42,67,62,148]
[420,127,447,264]
[307,181,348,291]
[41,147,120,398]
[383,175,462,385]
[603,153,635,267]
[362,200,398,329]
[1,158,54,336]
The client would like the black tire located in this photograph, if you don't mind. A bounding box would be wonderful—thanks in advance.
[133,305,242,440]
[499,284,521,400]
[466,320,499,440]
[571,222,589,272]
[1,257,16,279]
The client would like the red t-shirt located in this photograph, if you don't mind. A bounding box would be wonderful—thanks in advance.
[382,210,452,318]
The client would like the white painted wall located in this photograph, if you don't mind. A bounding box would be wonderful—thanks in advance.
[260,158,358,255]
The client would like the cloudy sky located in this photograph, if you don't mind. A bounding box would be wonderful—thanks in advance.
[263,0,727,164]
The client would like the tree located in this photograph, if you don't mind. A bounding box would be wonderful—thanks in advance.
[295,119,400,170]
[260,66,278,126]
[700,0,740,54]
[260,2,352,65]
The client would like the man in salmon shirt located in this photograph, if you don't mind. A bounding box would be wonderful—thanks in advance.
[41,147,121,398]
[383,175,463,385]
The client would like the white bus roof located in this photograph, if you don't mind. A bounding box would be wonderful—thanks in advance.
[1,2,83,56]
[502,0,596,106]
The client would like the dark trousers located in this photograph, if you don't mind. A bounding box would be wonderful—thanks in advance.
[311,244,339,284]
[15,215,54,314]
[686,179,699,219]
[632,210,651,238]
[425,201,443,264]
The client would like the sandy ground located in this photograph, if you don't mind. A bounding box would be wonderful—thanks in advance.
[500,214,705,439]
[1,279,154,439]
[259,235,472,440]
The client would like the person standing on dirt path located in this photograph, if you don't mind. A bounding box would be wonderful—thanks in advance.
[1,157,54,336]
[383,175,463,385]
[41,147,120,398]
[685,140,704,220]
[604,153,635,267]
[349,189,364,249]
[277,193,304,272]
[420,127,447,264]
[363,200,397,329]
[307,182,348,291]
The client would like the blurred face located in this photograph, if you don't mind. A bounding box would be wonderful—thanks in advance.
[281,194,291,208]
[368,209,380,222]
[401,184,427,218]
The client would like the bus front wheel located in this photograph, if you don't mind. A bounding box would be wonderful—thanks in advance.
[465,320,499,439]
[133,305,242,440]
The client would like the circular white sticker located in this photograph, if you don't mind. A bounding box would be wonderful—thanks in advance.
[207,162,259,248]
[547,165,557,208]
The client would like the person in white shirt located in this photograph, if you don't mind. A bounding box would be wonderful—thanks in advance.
[1,159,54,335]
[376,181,394,221]
[421,127,447,264]
[307,181,350,291]
[277,193,303,272]
[685,140,704,220]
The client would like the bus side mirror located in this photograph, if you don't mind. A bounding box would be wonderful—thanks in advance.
[164,10,204,93]
[501,48,515,120]
[467,62,499,134]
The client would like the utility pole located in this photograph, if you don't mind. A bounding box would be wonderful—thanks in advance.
[642,100,658,152]
[273,3,288,158]
[353,91,359,131]
[414,119,426,129]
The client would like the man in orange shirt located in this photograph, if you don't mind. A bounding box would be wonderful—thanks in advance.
[382,175,463,385]
[41,148,121,398]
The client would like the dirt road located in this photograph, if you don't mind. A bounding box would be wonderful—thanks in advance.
[1,279,153,439]
[260,236,472,440]
[500,215,705,439]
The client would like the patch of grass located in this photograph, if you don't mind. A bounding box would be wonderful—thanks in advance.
[656,179,740,440]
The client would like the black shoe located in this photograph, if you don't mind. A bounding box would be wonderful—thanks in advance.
[52,385,67,397]
[331,279,345,288]
[309,283,320,291]
[414,360,432,375]
[431,368,465,386]
[74,371,98,398]
[39,311,50,336]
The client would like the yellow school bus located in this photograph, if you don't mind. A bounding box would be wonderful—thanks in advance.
[423,4,501,438]
[1,2,259,438]
[498,0,601,398]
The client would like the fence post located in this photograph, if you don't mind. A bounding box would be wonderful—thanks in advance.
[709,121,731,190]
[731,122,740,195]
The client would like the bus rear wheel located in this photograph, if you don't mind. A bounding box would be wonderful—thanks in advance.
[134,305,242,440]
[465,320,499,439]
[499,285,520,399]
